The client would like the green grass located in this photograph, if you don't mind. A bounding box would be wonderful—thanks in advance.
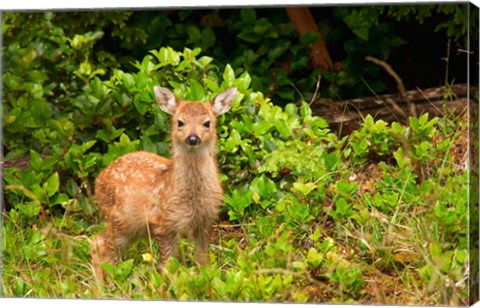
[2,111,470,305]
[2,9,472,304]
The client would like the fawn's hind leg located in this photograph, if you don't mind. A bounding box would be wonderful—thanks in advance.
[91,233,109,281]
[91,224,131,281]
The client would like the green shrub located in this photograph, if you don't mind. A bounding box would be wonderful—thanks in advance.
[2,10,470,304]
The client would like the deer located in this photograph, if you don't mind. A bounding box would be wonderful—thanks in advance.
[90,86,237,280]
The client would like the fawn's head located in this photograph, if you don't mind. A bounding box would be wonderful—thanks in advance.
[154,86,236,154]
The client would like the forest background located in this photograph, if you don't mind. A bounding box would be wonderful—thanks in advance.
[1,3,479,305]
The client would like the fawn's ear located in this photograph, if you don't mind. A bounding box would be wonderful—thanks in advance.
[212,88,237,116]
[154,86,177,115]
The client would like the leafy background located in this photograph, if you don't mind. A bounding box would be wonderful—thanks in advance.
[1,3,477,305]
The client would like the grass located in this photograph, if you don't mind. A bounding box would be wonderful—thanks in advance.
[1,108,471,305]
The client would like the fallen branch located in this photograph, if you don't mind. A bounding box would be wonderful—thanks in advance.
[365,56,417,117]
[311,83,476,136]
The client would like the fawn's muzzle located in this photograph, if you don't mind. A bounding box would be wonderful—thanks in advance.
[186,135,201,146]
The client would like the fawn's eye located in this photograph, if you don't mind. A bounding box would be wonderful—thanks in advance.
[177,120,184,128]
[203,121,211,129]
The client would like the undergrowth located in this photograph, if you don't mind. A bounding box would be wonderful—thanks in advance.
[1,12,472,305]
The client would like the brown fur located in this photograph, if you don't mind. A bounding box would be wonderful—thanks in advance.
[91,87,236,280]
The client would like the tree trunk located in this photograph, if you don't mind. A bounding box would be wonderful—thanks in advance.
[286,7,332,71]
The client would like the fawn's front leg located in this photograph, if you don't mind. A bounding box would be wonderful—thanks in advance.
[154,230,178,269]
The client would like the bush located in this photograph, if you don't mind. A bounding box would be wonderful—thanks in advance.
[2,8,470,305]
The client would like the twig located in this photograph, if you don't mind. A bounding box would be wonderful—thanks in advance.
[253,268,301,276]
[359,76,404,123]
[416,87,445,116]
[443,39,451,87]
[384,97,407,119]
[370,281,387,304]
[214,223,254,229]
[365,56,417,118]
[309,75,322,106]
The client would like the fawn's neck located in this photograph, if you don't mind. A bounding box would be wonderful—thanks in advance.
[171,147,219,188]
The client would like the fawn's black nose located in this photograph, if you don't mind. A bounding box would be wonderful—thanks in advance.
[186,135,201,146]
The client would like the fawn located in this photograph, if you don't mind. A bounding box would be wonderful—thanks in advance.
[91,86,236,280]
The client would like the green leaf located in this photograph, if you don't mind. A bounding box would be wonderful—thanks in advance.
[211,276,227,297]
[324,152,339,171]
[287,196,312,223]
[319,237,336,253]
[17,201,41,218]
[253,19,274,36]
[187,79,205,101]
[274,118,291,139]
[237,31,262,43]
[455,249,468,264]
[223,64,235,87]
[81,140,97,152]
[335,197,350,216]
[250,174,277,199]
[267,40,290,59]
[300,31,320,44]
[51,194,69,206]
[292,261,307,271]
[300,102,312,118]
[31,99,52,123]
[429,243,442,258]
[165,257,181,273]
[115,259,134,281]
[224,129,242,153]
[307,247,323,269]
[82,153,100,172]
[101,262,116,276]
[235,71,251,91]
[202,27,216,50]
[352,27,369,41]
[310,228,322,242]
[203,76,220,92]
[133,94,148,114]
[43,172,59,197]
[240,8,257,24]
[393,148,411,168]
[150,47,181,66]
[225,189,253,221]
[285,104,298,117]
[252,121,273,137]
[186,25,202,42]
[337,179,358,195]
[119,133,131,144]
[198,55,214,67]
[383,192,399,207]
[29,150,43,171]
[343,8,379,41]
[292,182,317,197]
